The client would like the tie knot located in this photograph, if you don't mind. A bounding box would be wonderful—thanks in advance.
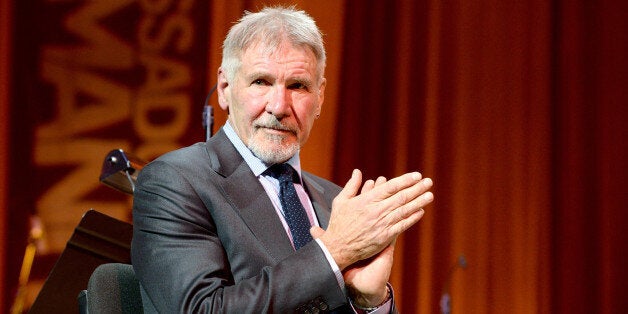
[267,164,299,184]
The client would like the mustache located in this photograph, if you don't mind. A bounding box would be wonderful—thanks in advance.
[253,115,297,134]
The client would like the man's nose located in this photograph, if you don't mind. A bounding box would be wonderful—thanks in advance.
[266,86,291,118]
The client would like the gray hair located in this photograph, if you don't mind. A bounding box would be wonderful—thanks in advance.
[221,6,326,83]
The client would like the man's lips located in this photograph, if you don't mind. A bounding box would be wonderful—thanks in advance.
[256,125,296,135]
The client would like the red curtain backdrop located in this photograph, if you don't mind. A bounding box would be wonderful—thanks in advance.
[551,1,627,313]
[332,0,626,313]
[0,0,12,309]
[1,0,626,313]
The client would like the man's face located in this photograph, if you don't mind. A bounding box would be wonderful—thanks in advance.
[218,40,326,164]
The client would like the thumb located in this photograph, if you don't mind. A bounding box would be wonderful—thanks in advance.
[309,226,325,239]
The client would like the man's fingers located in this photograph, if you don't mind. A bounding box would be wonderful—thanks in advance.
[375,177,433,215]
[394,190,433,220]
[338,169,363,199]
[361,176,386,194]
[361,179,375,194]
[391,208,426,234]
[372,172,424,201]
[386,189,433,233]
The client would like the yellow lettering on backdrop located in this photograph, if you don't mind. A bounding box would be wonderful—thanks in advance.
[42,0,135,68]
[35,0,137,250]
[37,61,132,139]
[34,139,130,251]
[138,13,194,53]
[133,1,194,143]
[33,0,198,250]
[135,92,190,140]
[140,54,191,92]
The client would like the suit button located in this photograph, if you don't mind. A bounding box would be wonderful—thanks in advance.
[298,305,310,314]
[313,297,328,311]
[318,302,328,311]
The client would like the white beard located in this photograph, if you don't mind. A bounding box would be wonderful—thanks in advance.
[247,114,300,164]
[248,134,299,164]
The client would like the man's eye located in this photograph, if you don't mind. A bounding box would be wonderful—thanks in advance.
[289,83,308,90]
[252,79,268,85]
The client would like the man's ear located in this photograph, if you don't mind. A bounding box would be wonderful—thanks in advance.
[316,77,326,115]
[217,68,230,111]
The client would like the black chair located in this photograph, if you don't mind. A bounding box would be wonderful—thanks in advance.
[31,210,134,313]
[78,263,143,314]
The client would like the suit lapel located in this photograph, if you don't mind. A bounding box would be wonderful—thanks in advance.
[303,174,332,229]
[206,130,295,262]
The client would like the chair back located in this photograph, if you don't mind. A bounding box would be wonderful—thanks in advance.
[78,263,143,314]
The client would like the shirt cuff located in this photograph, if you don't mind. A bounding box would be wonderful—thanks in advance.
[314,238,346,294]
[348,283,394,314]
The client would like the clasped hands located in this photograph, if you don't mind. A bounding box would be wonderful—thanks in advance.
[310,169,434,308]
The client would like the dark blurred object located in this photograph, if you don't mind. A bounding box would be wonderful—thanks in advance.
[78,263,143,314]
[440,255,468,314]
[99,149,147,195]
[203,83,217,141]
[29,210,133,314]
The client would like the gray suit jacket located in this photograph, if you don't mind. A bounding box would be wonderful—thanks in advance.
[131,128,353,313]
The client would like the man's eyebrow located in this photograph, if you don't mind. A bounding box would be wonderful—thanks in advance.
[244,71,314,85]
[246,71,273,80]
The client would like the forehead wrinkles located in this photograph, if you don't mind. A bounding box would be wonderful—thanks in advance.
[239,39,319,81]
[240,47,316,81]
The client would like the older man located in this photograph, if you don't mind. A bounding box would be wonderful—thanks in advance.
[131,6,433,313]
